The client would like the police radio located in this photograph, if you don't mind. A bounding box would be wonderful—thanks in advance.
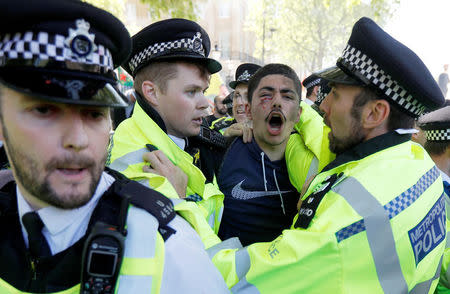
[80,222,125,294]
[198,125,227,148]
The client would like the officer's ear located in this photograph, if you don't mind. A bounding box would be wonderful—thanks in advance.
[141,81,159,107]
[361,99,390,130]
[246,103,252,120]
[295,103,302,123]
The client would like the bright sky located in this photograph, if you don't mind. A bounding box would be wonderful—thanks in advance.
[385,0,450,79]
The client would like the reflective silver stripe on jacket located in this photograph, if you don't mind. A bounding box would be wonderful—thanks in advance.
[109,148,148,172]
[409,255,443,294]
[231,248,260,294]
[336,166,440,242]
[206,237,242,259]
[444,231,450,288]
[304,156,319,187]
[332,176,408,293]
[117,206,159,292]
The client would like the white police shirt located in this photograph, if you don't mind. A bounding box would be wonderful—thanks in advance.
[17,172,229,294]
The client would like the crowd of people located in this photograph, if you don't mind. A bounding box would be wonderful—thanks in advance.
[0,0,448,293]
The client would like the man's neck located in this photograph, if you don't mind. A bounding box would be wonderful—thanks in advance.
[168,134,186,150]
[214,111,226,119]
[430,152,450,177]
[253,136,287,161]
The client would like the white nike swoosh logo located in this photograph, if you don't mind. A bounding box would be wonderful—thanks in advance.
[231,180,292,200]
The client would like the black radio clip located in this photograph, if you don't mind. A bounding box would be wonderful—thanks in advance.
[80,222,125,294]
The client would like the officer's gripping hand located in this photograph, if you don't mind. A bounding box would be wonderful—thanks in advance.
[223,121,253,143]
[142,150,188,199]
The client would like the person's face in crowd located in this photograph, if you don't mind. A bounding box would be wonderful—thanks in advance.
[250,74,301,149]
[233,83,249,123]
[215,96,228,115]
[320,84,366,154]
[155,63,210,137]
[0,86,111,209]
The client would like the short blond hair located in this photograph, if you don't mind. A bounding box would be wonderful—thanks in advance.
[134,61,210,95]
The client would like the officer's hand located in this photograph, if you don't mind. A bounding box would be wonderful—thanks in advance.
[142,150,188,199]
[223,122,253,143]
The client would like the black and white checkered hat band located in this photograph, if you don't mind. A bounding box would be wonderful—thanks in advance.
[316,87,327,104]
[341,44,426,116]
[0,31,113,71]
[425,129,450,141]
[304,79,320,89]
[237,70,252,82]
[129,33,205,74]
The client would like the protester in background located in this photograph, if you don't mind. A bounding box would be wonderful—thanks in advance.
[438,64,449,98]
[205,95,228,126]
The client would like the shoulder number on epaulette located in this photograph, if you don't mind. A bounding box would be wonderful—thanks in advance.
[295,172,343,229]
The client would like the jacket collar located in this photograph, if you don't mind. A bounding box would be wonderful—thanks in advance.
[322,131,411,172]
[135,91,167,133]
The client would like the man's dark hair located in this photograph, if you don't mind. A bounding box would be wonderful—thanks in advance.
[424,141,449,156]
[247,63,302,104]
[351,86,415,131]
[305,87,314,98]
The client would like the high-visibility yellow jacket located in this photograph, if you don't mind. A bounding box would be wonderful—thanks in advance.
[210,117,235,134]
[108,102,223,247]
[0,204,165,294]
[285,101,335,192]
[210,132,445,293]
[435,172,450,294]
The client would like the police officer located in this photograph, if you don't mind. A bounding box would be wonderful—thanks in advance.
[108,19,225,237]
[417,106,450,292]
[0,1,229,293]
[210,17,445,293]
[302,73,331,115]
[211,63,261,138]
[302,74,321,105]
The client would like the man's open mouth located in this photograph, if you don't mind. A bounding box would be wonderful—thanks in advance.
[267,111,285,135]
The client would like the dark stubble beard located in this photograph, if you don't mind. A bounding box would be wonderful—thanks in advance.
[327,105,366,155]
[2,124,106,209]
[217,106,228,115]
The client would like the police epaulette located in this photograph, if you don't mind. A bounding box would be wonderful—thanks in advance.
[108,169,177,241]
[294,173,343,229]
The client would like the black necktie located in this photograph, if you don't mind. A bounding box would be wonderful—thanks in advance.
[22,211,51,257]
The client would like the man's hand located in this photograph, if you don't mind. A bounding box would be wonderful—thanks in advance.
[142,150,188,199]
[223,121,253,143]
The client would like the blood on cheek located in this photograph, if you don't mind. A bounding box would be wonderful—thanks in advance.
[259,97,272,109]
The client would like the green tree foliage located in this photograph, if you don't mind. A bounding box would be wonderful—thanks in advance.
[247,0,399,74]
[139,0,201,21]
[82,0,126,22]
